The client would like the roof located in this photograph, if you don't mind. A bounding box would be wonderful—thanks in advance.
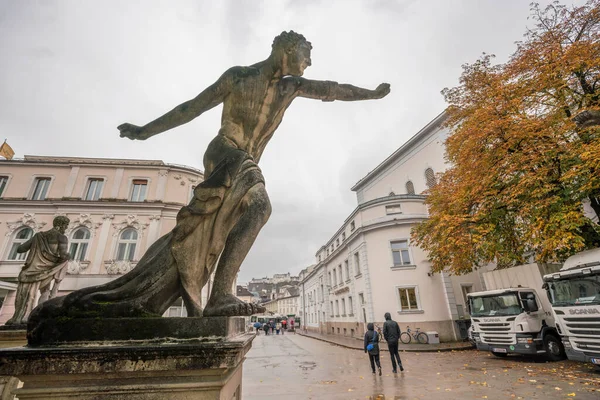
[236,285,253,297]
[351,110,447,192]
[285,287,299,297]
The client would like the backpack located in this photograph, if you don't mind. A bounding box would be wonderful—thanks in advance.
[366,331,378,352]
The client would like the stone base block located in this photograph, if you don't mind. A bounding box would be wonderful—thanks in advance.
[28,316,247,346]
[0,332,254,400]
[0,330,26,349]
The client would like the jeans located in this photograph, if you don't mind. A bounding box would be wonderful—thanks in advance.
[387,342,403,371]
[368,354,381,372]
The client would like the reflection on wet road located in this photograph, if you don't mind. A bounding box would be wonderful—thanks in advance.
[242,333,600,399]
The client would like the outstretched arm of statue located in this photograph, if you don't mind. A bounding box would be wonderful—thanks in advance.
[296,78,390,102]
[118,69,234,140]
[16,237,34,254]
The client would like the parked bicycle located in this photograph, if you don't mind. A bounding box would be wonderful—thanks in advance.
[400,326,428,344]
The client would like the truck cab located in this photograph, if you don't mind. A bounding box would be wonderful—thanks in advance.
[543,248,600,368]
[468,287,565,360]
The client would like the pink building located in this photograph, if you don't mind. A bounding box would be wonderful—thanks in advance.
[0,155,204,323]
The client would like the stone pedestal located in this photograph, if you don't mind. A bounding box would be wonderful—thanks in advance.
[0,317,254,400]
[0,328,26,349]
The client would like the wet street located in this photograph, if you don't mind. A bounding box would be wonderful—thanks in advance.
[242,333,600,399]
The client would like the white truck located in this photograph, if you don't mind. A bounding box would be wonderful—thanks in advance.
[467,263,565,360]
[543,248,600,368]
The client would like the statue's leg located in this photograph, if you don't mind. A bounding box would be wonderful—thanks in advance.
[37,282,52,305]
[5,282,35,325]
[203,183,271,317]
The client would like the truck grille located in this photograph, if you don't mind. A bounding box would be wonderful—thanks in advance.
[479,322,513,345]
[563,317,600,353]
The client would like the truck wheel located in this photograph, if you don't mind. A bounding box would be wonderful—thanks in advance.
[491,351,508,358]
[543,334,566,361]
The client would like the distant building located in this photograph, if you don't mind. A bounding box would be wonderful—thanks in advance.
[0,155,204,323]
[301,111,488,341]
[235,285,255,304]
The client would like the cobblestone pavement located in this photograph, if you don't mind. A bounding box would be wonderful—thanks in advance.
[242,333,600,400]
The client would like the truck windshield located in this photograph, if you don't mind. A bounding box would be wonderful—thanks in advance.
[546,273,600,306]
[469,293,522,317]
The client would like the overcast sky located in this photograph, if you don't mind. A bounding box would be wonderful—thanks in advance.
[0,0,583,283]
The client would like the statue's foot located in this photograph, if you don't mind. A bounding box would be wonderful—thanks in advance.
[203,294,265,317]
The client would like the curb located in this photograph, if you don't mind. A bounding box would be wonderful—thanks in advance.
[296,332,475,353]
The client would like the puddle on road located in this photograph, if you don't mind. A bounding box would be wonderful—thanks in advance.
[298,361,317,371]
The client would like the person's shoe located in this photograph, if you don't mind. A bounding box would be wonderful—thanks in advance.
[378,367,382,376]
[400,366,404,372]
[392,369,397,373]
[372,370,376,374]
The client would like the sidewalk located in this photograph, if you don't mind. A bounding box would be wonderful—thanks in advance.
[296,330,474,352]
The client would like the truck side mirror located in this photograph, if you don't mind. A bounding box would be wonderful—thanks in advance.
[524,299,538,312]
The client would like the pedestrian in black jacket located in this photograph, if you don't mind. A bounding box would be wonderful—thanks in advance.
[382,312,404,372]
[364,323,382,376]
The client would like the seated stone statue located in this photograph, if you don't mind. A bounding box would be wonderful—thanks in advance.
[5,216,70,326]
[27,32,390,334]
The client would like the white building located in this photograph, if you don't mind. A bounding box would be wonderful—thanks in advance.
[303,111,488,341]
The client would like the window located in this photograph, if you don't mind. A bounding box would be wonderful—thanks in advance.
[116,228,138,261]
[330,301,334,317]
[391,240,411,266]
[129,179,148,202]
[328,272,332,286]
[335,300,340,316]
[348,296,353,315]
[341,298,346,315]
[84,178,104,201]
[461,284,474,306]
[344,260,350,282]
[31,177,51,200]
[69,228,91,261]
[398,287,420,311]
[7,227,33,260]
[359,292,365,305]
[350,221,355,231]
[0,176,8,197]
[354,252,361,275]
[333,269,337,286]
[385,204,401,214]
[338,265,343,283]
[425,168,437,188]
[405,180,415,195]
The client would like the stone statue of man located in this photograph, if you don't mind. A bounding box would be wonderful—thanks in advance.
[28,32,389,329]
[5,216,70,326]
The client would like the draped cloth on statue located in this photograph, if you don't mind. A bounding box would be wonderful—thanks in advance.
[27,134,264,328]
[19,232,68,286]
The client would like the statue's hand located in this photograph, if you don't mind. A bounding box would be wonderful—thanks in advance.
[374,83,391,99]
[118,123,147,140]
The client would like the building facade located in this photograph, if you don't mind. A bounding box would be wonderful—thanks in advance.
[0,155,204,323]
[301,112,488,341]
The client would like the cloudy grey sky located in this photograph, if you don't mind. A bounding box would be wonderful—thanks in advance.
[0,0,580,283]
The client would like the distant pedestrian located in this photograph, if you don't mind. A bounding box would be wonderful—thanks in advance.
[281,319,286,334]
[253,321,262,335]
[290,319,295,333]
[364,323,382,376]
[263,322,270,335]
[276,322,281,335]
[383,312,404,373]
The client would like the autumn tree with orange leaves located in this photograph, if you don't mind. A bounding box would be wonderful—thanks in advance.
[412,1,600,275]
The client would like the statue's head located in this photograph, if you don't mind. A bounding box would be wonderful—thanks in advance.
[53,216,70,234]
[271,31,312,77]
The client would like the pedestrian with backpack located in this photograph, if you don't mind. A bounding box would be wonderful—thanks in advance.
[364,323,382,376]
[383,312,404,373]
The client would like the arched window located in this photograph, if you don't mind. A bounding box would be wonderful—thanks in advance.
[116,228,138,261]
[425,168,437,189]
[69,227,91,261]
[405,180,415,195]
[8,227,33,260]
